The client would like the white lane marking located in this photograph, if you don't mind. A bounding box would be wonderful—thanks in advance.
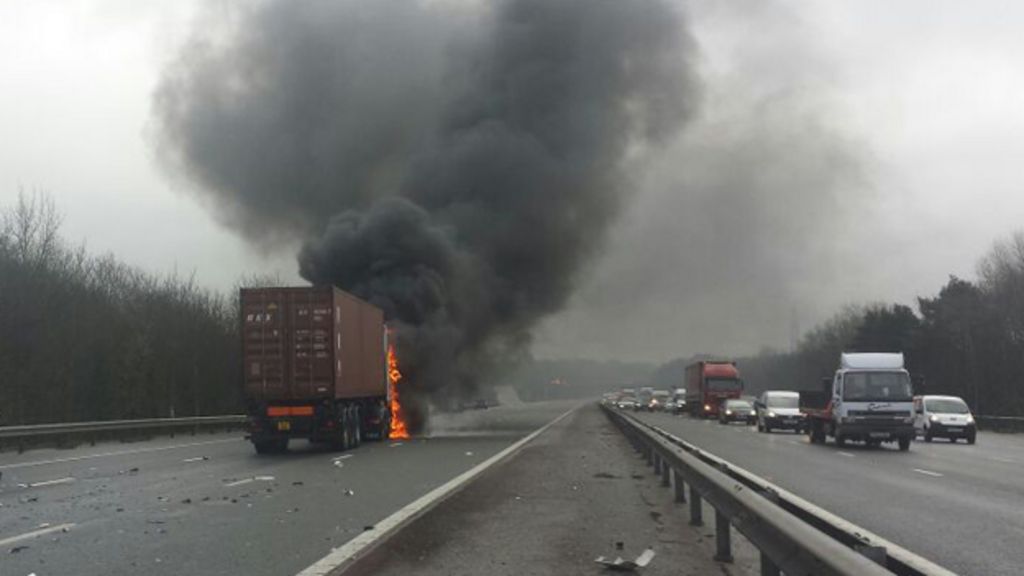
[0,438,241,471]
[329,454,354,462]
[837,452,855,458]
[787,440,803,446]
[182,456,209,463]
[223,475,275,487]
[28,477,75,488]
[989,456,1016,464]
[913,468,944,477]
[296,405,580,576]
[0,523,76,547]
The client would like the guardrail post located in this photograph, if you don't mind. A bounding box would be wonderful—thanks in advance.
[661,460,670,487]
[689,485,703,526]
[760,551,780,576]
[673,469,686,503]
[714,509,733,563]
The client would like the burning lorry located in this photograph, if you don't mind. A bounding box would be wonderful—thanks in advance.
[241,286,407,454]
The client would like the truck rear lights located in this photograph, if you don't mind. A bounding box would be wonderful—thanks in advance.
[267,406,314,417]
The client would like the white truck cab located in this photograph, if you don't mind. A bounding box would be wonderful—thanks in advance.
[913,395,977,444]
[806,353,916,450]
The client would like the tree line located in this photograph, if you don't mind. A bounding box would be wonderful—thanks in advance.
[737,233,1024,416]
[0,194,243,425]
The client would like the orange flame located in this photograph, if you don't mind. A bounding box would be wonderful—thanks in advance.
[387,343,410,439]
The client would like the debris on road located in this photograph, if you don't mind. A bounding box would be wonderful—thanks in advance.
[181,498,192,504]
[465,451,474,456]
[363,525,375,531]
[389,442,404,448]
[9,545,29,554]
[292,481,304,486]
[595,548,655,572]
[182,456,209,463]
[344,489,355,496]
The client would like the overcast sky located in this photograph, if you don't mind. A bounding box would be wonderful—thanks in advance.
[3,1,1024,364]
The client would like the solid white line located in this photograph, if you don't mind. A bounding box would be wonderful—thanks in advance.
[0,523,76,547]
[29,477,75,488]
[295,405,580,576]
[0,438,241,471]
[837,451,855,458]
[989,456,1015,464]
[913,468,944,477]
[182,456,208,463]
[330,454,354,462]
[224,478,254,487]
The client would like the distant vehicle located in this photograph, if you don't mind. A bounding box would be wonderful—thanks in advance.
[803,353,915,451]
[685,361,743,418]
[617,397,639,410]
[649,390,671,411]
[914,395,976,444]
[671,388,687,414]
[755,390,805,433]
[636,387,655,411]
[719,398,755,425]
[241,286,390,454]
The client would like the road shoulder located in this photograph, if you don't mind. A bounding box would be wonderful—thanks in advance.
[342,404,754,576]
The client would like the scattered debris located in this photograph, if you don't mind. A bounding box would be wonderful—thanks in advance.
[333,461,344,468]
[344,489,355,496]
[631,474,645,480]
[615,542,624,551]
[181,498,192,504]
[286,508,299,513]
[116,507,124,512]
[465,451,474,456]
[147,520,166,525]
[595,548,655,572]
[363,525,374,531]
[389,442,404,448]
[593,472,618,479]
[182,456,209,463]
[9,545,29,554]
[292,481,304,486]
[157,496,168,502]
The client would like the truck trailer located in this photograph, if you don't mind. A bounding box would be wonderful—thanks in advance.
[802,353,915,451]
[685,360,743,418]
[241,286,391,454]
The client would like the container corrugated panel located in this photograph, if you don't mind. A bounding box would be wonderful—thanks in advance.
[241,286,386,402]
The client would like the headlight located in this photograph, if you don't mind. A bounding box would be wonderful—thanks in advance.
[767,411,776,418]
[930,415,939,422]
[704,404,711,411]
[966,415,975,424]
[725,410,733,415]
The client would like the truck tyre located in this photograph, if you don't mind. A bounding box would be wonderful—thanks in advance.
[835,434,846,448]
[924,428,933,442]
[967,433,976,445]
[351,407,362,448]
[253,440,275,455]
[764,422,772,434]
[898,437,911,451]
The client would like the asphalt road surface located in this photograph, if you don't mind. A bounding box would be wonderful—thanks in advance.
[632,410,1024,576]
[0,400,575,576]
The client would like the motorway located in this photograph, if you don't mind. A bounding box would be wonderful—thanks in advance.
[632,410,1024,576]
[0,400,575,576]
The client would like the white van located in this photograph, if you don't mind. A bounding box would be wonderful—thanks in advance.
[755,390,805,433]
[913,395,976,444]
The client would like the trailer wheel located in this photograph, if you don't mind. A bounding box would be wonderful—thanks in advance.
[351,407,362,447]
[898,437,911,451]
[835,434,847,448]
[254,438,287,455]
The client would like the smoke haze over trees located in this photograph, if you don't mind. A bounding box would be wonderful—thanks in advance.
[651,233,1024,416]
[0,194,240,425]
[153,0,700,425]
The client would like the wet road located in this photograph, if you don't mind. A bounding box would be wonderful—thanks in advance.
[632,410,1024,576]
[0,401,576,576]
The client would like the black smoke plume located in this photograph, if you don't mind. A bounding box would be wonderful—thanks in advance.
[154,0,699,427]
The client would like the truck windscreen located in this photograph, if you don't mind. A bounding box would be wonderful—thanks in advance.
[707,378,741,392]
[842,372,912,402]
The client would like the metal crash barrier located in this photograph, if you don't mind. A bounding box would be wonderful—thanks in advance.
[601,405,957,576]
[0,415,247,453]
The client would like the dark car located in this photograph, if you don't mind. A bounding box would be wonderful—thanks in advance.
[719,399,756,425]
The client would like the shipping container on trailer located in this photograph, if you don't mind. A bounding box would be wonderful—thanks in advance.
[240,286,390,454]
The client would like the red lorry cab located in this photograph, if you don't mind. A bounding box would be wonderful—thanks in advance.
[685,360,744,418]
